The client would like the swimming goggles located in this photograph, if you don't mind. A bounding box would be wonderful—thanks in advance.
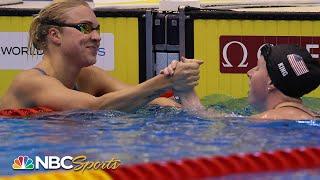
[44,20,100,34]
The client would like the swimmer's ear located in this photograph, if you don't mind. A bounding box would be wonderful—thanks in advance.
[267,79,276,92]
[47,27,62,45]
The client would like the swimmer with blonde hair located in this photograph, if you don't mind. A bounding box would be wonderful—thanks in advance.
[0,0,203,112]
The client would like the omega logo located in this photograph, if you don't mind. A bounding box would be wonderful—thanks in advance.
[222,41,272,68]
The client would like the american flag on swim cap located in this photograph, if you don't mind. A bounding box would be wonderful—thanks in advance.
[287,54,309,76]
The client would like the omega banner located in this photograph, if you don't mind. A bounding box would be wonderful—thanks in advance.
[0,32,114,70]
[220,36,320,73]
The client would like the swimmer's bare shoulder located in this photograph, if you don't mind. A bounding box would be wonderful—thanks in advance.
[14,69,63,94]
[1,69,96,110]
[1,70,52,109]
[250,108,314,120]
[250,110,293,120]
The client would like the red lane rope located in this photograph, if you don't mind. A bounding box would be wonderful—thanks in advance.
[104,147,320,179]
[0,107,53,117]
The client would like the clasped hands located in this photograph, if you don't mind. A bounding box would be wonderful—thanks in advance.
[160,57,203,92]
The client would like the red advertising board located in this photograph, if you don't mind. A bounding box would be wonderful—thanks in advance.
[220,36,320,73]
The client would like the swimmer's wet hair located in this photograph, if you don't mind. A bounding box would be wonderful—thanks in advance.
[28,0,89,53]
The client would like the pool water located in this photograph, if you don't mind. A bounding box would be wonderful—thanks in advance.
[0,96,320,178]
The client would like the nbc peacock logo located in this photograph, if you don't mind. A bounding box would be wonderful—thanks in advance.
[12,155,34,170]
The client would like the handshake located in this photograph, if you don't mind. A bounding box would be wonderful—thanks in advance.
[160,57,203,92]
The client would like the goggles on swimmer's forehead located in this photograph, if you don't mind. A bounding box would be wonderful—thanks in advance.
[260,43,275,76]
[44,20,100,34]
[260,43,273,61]
[259,43,275,69]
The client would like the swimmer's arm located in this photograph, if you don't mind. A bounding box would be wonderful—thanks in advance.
[96,75,174,111]
[176,89,205,112]
[78,66,181,107]
[28,74,172,111]
[177,90,224,117]
[77,66,131,96]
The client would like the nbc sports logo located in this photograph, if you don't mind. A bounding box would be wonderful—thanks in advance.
[11,155,120,171]
[12,155,34,170]
[11,155,73,170]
